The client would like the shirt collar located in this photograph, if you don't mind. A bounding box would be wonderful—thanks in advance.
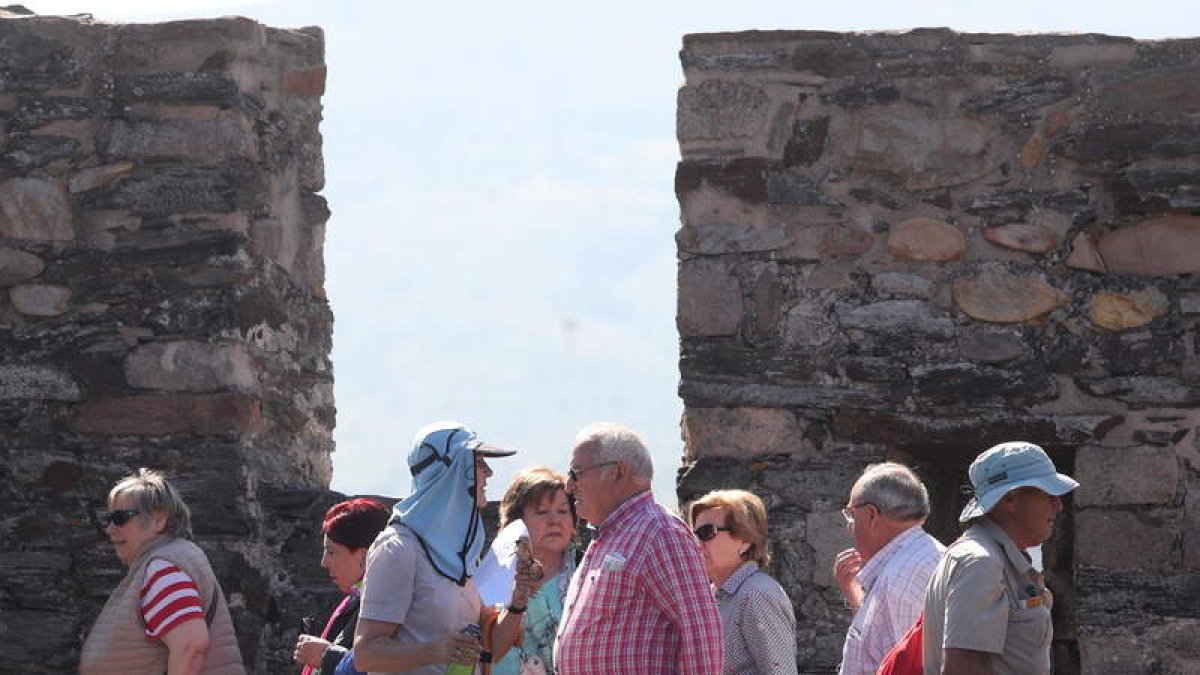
[974,517,1035,575]
[717,561,760,597]
[595,490,653,538]
[857,524,927,588]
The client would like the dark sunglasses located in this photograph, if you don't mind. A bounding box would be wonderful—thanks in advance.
[103,509,141,527]
[693,523,731,542]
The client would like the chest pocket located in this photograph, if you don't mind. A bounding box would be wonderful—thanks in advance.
[1005,590,1052,650]
[581,567,633,616]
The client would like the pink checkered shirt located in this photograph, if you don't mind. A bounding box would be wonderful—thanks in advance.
[554,491,724,675]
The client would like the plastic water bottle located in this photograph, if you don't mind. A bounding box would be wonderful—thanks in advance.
[444,624,481,675]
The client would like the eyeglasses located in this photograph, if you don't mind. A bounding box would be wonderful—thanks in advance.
[103,509,141,527]
[692,523,732,542]
[567,461,618,482]
[841,503,875,526]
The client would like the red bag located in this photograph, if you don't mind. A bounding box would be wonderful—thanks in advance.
[875,612,923,675]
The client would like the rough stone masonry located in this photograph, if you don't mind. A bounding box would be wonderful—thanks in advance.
[675,29,1200,674]
[0,9,342,672]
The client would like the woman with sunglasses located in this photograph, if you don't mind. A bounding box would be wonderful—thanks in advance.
[689,489,797,675]
[294,498,391,675]
[80,468,245,674]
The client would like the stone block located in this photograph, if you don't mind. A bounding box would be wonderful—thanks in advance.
[958,329,1026,363]
[982,222,1059,253]
[1076,376,1200,407]
[1075,509,1180,571]
[752,268,783,337]
[870,272,934,299]
[0,366,81,401]
[836,300,954,337]
[100,113,258,163]
[781,296,840,347]
[1079,622,1200,675]
[683,406,808,460]
[677,80,770,142]
[125,341,258,393]
[845,105,999,190]
[1048,43,1137,69]
[952,268,1065,323]
[281,66,327,96]
[113,71,241,106]
[806,510,853,588]
[0,178,74,240]
[1088,288,1169,331]
[68,162,135,193]
[1075,446,1178,507]
[782,116,829,166]
[887,217,965,261]
[0,248,45,287]
[1065,232,1105,272]
[678,259,743,337]
[1096,215,1200,275]
[911,361,1056,406]
[105,166,262,217]
[8,284,70,316]
[70,393,263,436]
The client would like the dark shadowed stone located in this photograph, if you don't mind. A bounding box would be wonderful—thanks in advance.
[782,116,829,166]
[677,457,754,501]
[102,165,263,217]
[675,158,767,202]
[836,300,954,337]
[11,96,98,130]
[959,330,1026,363]
[911,362,1056,406]
[0,24,81,93]
[677,79,770,142]
[1052,121,1200,164]
[1113,167,1200,213]
[680,49,790,71]
[114,71,241,106]
[70,393,263,435]
[680,341,815,383]
[1075,376,1200,407]
[753,269,784,337]
[0,247,45,286]
[963,188,1091,225]
[1076,566,1200,625]
[1100,66,1200,117]
[680,379,890,411]
[1096,333,1183,377]
[844,357,907,383]
[790,41,872,77]
[823,82,901,108]
[0,365,82,400]
[1,133,79,171]
[69,162,135,193]
[962,75,1073,115]
[100,114,258,164]
[765,169,842,206]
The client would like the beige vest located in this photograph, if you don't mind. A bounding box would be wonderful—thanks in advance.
[79,536,246,675]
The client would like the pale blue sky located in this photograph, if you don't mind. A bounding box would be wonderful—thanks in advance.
[25,0,1198,505]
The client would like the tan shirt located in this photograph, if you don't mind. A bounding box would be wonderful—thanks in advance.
[922,518,1053,675]
[358,523,482,675]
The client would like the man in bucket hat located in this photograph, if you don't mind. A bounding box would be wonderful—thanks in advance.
[921,442,1078,675]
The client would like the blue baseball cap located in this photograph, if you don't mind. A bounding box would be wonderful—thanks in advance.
[959,441,1079,522]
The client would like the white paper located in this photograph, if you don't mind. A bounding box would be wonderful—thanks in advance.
[476,519,529,606]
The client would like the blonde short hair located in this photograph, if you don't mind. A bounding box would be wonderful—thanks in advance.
[109,468,192,539]
[688,488,770,568]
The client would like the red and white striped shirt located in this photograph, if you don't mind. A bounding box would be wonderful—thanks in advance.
[141,558,205,640]
[554,491,724,675]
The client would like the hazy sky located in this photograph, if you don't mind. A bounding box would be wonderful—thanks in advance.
[22,0,1199,506]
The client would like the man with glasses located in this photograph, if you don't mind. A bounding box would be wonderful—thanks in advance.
[835,463,944,675]
[554,422,722,675]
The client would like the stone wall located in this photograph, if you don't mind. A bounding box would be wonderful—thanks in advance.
[0,10,338,672]
[675,29,1200,674]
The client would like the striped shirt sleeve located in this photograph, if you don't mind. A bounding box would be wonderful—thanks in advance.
[141,558,205,640]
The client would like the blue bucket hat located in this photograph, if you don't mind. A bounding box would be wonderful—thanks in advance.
[959,441,1079,522]
[392,421,515,584]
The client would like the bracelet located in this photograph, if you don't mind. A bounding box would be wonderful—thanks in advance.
[506,604,527,614]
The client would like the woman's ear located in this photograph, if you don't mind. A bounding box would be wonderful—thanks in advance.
[353,547,368,571]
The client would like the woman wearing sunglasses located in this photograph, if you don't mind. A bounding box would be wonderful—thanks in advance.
[294,498,391,675]
[80,468,245,674]
[689,489,797,675]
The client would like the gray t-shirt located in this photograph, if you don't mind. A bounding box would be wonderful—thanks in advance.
[922,518,1053,675]
[359,523,483,675]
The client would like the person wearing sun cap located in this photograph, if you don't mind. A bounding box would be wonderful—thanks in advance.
[353,421,544,675]
[921,441,1079,675]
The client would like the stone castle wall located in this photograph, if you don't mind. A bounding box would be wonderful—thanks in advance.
[0,11,339,672]
[675,29,1200,674]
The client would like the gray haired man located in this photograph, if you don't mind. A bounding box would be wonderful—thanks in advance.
[922,441,1079,675]
[836,462,945,675]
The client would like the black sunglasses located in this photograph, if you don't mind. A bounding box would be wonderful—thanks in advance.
[103,509,141,527]
[693,523,731,542]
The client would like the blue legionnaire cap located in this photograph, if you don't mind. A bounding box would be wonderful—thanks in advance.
[959,441,1079,522]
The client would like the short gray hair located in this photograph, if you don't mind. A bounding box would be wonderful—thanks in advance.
[110,468,193,539]
[854,462,929,522]
[576,422,653,481]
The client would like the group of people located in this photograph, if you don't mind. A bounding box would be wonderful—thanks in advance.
[79,419,1078,675]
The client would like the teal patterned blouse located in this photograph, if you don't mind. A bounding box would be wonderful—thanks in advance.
[491,549,576,675]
